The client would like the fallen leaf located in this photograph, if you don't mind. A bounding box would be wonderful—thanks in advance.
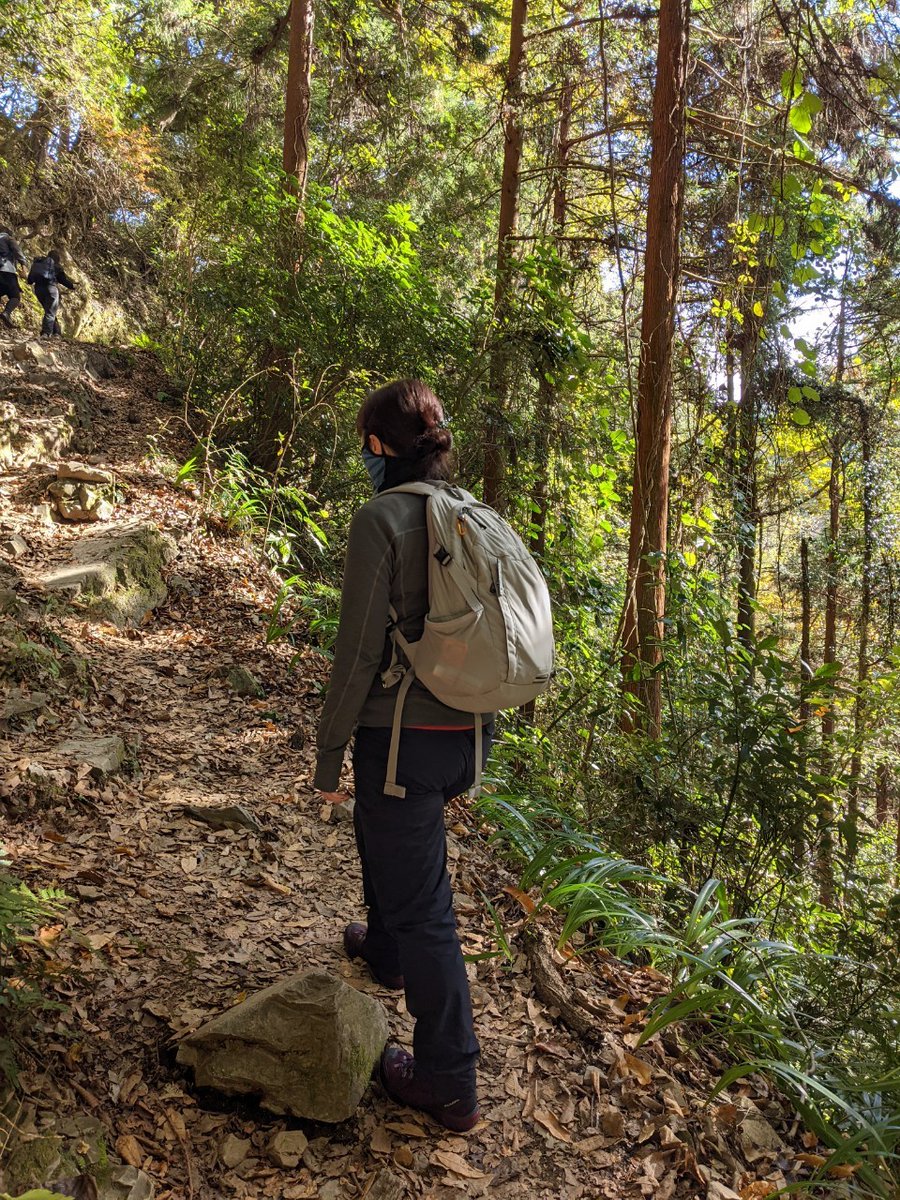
[384,1121,429,1138]
[827,1163,860,1179]
[574,1134,610,1154]
[795,1153,827,1168]
[115,1135,143,1168]
[623,1051,652,1085]
[503,885,536,914]
[740,1183,778,1199]
[164,1108,187,1142]
[532,1108,572,1143]
[430,1150,488,1179]
[393,1146,414,1168]
[370,1127,393,1154]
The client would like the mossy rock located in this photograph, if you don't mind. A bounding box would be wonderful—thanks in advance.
[38,523,176,627]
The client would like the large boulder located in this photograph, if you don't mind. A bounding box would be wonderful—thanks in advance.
[37,521,176,625]
[177,971,388,1123]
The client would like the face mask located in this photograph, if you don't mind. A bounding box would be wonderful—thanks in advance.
[362,446,386,492]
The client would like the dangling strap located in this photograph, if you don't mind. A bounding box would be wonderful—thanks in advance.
[470,717,483,799]
[383,669,417,798]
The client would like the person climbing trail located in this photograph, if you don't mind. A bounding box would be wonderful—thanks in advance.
[28,248,77,338]
[314,379,496,1133]
[0,228,28,329]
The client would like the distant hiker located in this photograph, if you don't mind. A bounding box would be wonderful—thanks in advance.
[28,249,77,338]
[0,228,27,329]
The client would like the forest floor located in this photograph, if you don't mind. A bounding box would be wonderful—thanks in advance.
[0,333,822,1200]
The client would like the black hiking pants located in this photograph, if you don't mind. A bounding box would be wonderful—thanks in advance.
[0,271,21,317]
[34,282,61,336]
[351,724,492,1105]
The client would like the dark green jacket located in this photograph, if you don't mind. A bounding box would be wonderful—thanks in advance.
[314,490,492,791]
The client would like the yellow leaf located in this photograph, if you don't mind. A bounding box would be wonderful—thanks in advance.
[753,301,765,317]
[796,1153,827,1168]
[503,885,536,914]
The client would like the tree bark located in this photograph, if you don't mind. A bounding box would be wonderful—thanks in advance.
[484,0,529,512]
[529,73,572,560]
[847,403,872,861]
[619,0,691,736]
[796,535,812,866]
[735,331,759,656]
[817,440,841,908]
[283,0,316,207]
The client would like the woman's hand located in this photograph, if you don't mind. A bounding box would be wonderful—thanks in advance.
[319,790,352,805]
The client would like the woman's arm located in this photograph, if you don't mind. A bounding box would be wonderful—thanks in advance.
[313,503,394,792]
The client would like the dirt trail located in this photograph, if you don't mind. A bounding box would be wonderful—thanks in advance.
[1,335,806,1200]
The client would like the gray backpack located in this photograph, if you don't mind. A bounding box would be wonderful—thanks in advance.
[377,481,554,797]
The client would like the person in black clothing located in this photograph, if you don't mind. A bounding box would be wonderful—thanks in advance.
[0,229,27,329]
[28,249,77,338]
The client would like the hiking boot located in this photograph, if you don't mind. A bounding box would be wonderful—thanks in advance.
[0,312,13,329]
[342,922,404,990]
[380,1045,480,1133]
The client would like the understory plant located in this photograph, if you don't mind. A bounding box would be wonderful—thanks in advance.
[0,851,66,1086]
[477,756,900,1196]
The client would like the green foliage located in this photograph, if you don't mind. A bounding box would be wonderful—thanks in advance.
[0,851,67,1085]
[479,772,900,1193]
[265,576,341,660]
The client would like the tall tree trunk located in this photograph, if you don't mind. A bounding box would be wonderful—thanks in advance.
[529,73,572,559]
[817,440,841,908]
[735,331,759,655]
[847,403,872,861]
[796,535,812,866]
[283,0,316,207]
[619,0,691,736]
[484,0,528,512]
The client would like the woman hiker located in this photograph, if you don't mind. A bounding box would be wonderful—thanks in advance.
[28,249,77,338]
[314,379,493,1133]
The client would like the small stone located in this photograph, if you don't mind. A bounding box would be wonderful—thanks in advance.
[32,502,56,525]
[168,573,193,594]
[267,1129,309,1168]
[54,733,126,775]
[1,533,28,558]
[216,664,265,698]
[93,498,115,521]
[2,691,48,720]
[367,1167,406,1200]
[332,799,355,823]
[0,586,21,614]
[219,1134,251,1169]
[101,1163,155,1200]
[57,460,114,484]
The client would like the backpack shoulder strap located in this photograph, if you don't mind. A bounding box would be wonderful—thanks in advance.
[376,481,439,499]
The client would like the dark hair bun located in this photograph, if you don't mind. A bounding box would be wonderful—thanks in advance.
[415,427,453,456]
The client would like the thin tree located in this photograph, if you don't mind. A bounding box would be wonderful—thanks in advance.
[283,0,315,209]
[847,398,873,861]
[619,0,691,735]
[484,0,528,512]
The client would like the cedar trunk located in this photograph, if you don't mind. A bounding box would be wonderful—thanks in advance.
[796,535,812,866]
[847,404,872,860]
[484,0,529,512]
[817,441,841,908]
[283,0,315,204]
[619,0,691,736]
